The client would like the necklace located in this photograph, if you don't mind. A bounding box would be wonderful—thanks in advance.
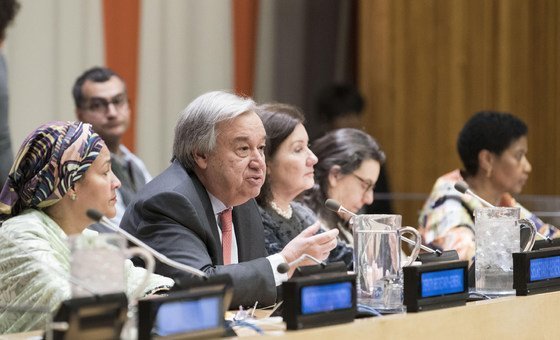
[270,201,293,219]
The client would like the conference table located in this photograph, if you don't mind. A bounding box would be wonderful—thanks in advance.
[3,290,558,339]
[236,290,560,339]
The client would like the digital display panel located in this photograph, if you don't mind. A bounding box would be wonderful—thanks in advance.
[300,282,352,315]
[529,255,560,282]
[154,296,221,336]
[420,268,465,298]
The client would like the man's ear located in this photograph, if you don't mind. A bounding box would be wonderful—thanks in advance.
[327,165,342,188]
[193,150,209,169]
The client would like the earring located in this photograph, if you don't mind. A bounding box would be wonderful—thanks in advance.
[71,193,77,201]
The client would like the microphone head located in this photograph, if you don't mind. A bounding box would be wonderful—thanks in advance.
[454,181,469,194]
[86,209,104,222]
[325,199,341,213]
[277,263,290,274]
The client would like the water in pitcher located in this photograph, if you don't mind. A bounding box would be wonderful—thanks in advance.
[475,218,519,295]
[356,269,403,311]
[354,228,407,312]
[353,215,421,313]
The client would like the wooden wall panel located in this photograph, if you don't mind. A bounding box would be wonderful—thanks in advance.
[359,0,560,225]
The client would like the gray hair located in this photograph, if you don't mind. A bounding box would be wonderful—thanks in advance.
[173,90,256,170]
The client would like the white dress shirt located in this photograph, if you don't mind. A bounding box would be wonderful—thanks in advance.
[207,192,288,285]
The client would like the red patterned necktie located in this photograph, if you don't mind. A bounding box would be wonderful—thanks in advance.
[219,208,233,265]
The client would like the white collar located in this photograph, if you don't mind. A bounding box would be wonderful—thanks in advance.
[207,191,229,216]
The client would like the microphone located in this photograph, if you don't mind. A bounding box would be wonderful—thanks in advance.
[324,199,442,256]
[86,209,208,279]
[453,181,493,208]
[325,198,355,217]
[277,254,326,274]
[454,181,552,243]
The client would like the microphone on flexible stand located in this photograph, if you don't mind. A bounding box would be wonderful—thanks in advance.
[325,199,356,218]
[453,181,552,244]
[277,254,327,274]
[277,253,346,277]
[325,199,443,256]
[87,210,237,324]
[86,209,208,279]
[453,181,494,208]
[87,209,235,310]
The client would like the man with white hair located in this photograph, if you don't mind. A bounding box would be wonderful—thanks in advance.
[121,90,338,307]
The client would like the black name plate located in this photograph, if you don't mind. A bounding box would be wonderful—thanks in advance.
[138,283,230,340]
[513,246,560,296]
[282,272,356,330]
[403,260,469,312]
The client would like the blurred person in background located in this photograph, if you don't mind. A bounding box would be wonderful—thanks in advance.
[0,0,21,186]
[73,66,151,226]
[315,83,393,215]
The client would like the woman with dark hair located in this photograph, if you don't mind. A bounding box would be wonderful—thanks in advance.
[256,103,353,268]
[418,111,559,262]
[0,121,173,333]
[302,128,386,245]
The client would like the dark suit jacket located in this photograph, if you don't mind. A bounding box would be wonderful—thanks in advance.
[120,160,276,307]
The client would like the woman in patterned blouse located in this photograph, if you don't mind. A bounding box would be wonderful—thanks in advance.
[418,111,560,264]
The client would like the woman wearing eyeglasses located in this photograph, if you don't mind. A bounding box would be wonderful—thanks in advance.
[302,128,386,246]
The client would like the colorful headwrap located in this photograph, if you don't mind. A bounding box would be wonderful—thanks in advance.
[0,121,103,222]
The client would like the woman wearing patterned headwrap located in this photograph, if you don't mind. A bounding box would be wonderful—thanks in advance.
[0,121,173,334]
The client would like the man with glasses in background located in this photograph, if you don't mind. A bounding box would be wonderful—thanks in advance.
[73,66,151,226]
[0,0,21,187]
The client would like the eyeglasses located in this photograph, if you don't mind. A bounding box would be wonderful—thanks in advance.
[351,173,375,194]
[82,93,128,114]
